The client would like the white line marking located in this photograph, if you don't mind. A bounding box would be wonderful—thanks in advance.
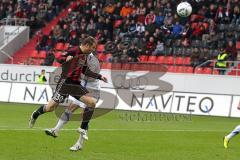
[0,128,227,132]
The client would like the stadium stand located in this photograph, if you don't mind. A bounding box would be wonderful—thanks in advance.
[1,0,240,75]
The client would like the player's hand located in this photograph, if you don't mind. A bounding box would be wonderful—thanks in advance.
[100,76,108,83]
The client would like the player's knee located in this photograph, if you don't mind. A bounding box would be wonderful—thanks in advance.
[88,100,96,108]
[45,103,57,112]
[46,105,55,112]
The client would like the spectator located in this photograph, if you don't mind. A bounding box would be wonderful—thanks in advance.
[232,6,240,24]
[120,2,133,17]
[153,40,164,55]
[104,3,115,14]
[127,45,139,62]
[225,41,237,61]
[145,10,156,25]
[61,24,70,42]
[52,25,62,41]
[37,69,47,84]
[191,48,201,67]
[128,19,137,35]
[136,2,146,24]
[171,21,183,39]
[113,2,122,18]
[215,48,228,75]
[136,22,145,35]
[205,4,216,19]
[155,12,165,27]
[120,49,129,63]
[181,37,190,47]
[69,34,79,46]
[145,36,156,55]
[43,50,55,66]
[87,18,96,36]
[163,12,174,28]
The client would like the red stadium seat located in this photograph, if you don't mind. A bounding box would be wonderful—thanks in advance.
[227,70,236,76]
[55,43,64,50]
[54,51,63,59]
[165,56,174,65]
[183,57,191,65]
[212,69,219,75]
[185,66,194,73]
[176,66,186,73]
[175,57,184,65]
[53,61,61,67]
[148,56,157,63]
[149,64,161,72]
[202,68,212,74]
[131,63,148,71]
[39,50,47,59]
[236,41,240,49]
[97,53,106,62]
[63,43,70,50]
[101,62,112,69]
[139,55,148,62]
[32,50,38,58]
[112,63,122,70]
[121,63,131,70]
[156,56,165,64]
[194,67,204,74]
[167,65,176,72]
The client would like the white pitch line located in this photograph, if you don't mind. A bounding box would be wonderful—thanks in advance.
[0,128,227,132]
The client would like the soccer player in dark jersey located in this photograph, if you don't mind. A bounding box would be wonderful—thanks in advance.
[29,36,107,128]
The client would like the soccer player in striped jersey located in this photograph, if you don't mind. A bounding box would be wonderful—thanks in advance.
[45,52,101,151]
[29,37,107,129]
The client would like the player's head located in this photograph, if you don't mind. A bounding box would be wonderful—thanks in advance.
[80,36,97,54]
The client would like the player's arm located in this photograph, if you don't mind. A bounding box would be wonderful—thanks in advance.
[82,66,108,83]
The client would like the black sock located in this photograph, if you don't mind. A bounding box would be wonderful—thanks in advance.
[81,107,94,130]
[33,105,46,119]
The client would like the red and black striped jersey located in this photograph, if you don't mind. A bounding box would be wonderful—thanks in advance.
[60,46,101,82]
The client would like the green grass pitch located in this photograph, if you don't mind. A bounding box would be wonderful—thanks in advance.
[0,102,239,160]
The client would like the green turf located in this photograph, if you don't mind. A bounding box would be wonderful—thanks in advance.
[0,102,239,160]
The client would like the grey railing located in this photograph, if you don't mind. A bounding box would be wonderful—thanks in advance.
[195,60,240,75]
[0,18,28,26]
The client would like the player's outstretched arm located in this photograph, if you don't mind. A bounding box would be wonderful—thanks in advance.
[82,66,108,82]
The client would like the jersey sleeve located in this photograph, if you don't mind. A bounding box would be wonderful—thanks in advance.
[82,66,102,79]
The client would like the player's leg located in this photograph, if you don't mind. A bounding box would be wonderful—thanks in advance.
[224,125,240,148]
[29,99,59,128]
[45,103,79,137]
[29,78,67,128]
[70,93,99,151]
[78,95,96,130]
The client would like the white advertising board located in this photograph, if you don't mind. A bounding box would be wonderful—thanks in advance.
[9,83,53,104]
[0,82,11,102]
[230,96,240,118]
[171,93,232,117]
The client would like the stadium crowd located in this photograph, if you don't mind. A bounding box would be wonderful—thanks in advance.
[0,0,70,35]
[1,0,239,68]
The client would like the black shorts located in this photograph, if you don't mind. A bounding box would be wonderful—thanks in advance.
[52,78,89,103]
